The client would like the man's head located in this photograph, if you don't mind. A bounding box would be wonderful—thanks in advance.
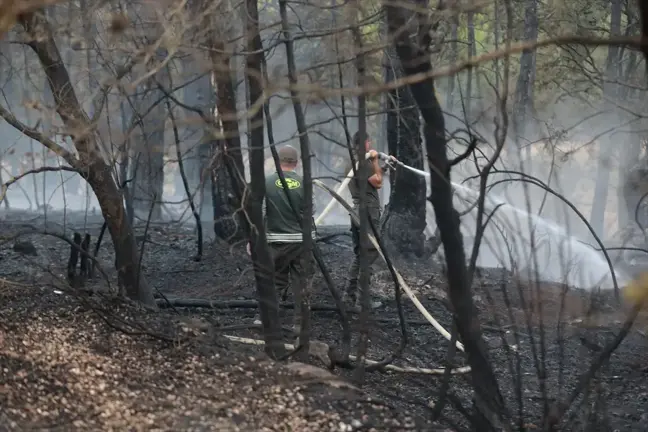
[278,145,299,171]
[353,131,371,157]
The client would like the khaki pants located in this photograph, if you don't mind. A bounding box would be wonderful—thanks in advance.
[269,242,313,331]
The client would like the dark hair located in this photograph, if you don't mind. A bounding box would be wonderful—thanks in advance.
[352,131,369,156]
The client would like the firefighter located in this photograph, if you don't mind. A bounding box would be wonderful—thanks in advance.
[345,131,384,309]
[248,145,315,334]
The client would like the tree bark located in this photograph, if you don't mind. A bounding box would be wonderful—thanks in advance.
[20,11,155,306]
[209,36,246,243]
[465,10,476,118]
[381,47,426,257]
[445,13,458,113]
[385,1,507,427]
[616,6,641,231]
[278,0,314,357]
[244,0,285,359]
[513,0,539,165]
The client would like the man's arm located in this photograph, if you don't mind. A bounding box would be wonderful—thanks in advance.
[368,153,383,189]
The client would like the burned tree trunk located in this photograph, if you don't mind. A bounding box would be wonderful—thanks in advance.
[589,0,622,238]
[385,0,507,427]
[245,0,285,359]
[616,5,641,231]
[445,13,458,113]
[381,46,426,257]
[278,0,315,356]
[20,12,155,306]
[193,129,216,238]
[210,36,246,243]
[465,10,476,118]
[513,0,538,165]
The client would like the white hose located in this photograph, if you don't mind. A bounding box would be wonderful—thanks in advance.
[313,178,464,352]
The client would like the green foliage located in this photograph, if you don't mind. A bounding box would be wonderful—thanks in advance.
[436,0,643,114]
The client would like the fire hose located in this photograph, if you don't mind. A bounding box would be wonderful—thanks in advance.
[313,152,464,352]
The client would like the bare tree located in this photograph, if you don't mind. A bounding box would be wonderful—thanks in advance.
[244,0,285,359]
[2,11,156,306]
[381,43,426,257]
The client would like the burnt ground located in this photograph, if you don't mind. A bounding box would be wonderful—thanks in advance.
[1,209,648,431]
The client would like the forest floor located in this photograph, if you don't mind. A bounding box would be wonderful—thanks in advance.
[1,208,648,431]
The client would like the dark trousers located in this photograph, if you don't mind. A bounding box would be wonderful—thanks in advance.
[347,211,380,302]
[269,242,313,329]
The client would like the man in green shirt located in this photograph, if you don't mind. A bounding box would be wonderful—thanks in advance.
[250,145,315,332]
[345,132,384,309]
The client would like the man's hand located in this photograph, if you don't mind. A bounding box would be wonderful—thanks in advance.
[367,149,378,160]
[246,242,251,256]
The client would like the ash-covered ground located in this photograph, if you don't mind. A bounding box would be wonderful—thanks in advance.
[1,208,648,431]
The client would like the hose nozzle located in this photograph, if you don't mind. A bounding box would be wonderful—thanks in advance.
[365,151,398,169]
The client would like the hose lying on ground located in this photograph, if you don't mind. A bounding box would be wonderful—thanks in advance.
[222,334,471,375]
[312,176,464,353]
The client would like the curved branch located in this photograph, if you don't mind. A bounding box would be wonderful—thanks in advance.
[0,104,76,165]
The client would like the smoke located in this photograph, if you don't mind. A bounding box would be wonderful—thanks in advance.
[0,1,642,292]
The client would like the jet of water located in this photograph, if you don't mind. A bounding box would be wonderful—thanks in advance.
[449,183,627,289]
[371,152,627,289]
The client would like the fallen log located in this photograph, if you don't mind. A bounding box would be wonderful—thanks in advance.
[157,297,348,312]
[158,297,463,327]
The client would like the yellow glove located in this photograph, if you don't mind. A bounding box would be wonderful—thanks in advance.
[623,272,648,306]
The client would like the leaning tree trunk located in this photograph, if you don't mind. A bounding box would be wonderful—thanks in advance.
[385,0,508,428]
[381,46,426,257]
[589,0,622,238]
[244,0,285,359]
[20,12,155,306]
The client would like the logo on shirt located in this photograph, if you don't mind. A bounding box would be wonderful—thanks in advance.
[275,178,301,189]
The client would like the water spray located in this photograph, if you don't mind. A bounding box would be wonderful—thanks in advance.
[367,151,625,290]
